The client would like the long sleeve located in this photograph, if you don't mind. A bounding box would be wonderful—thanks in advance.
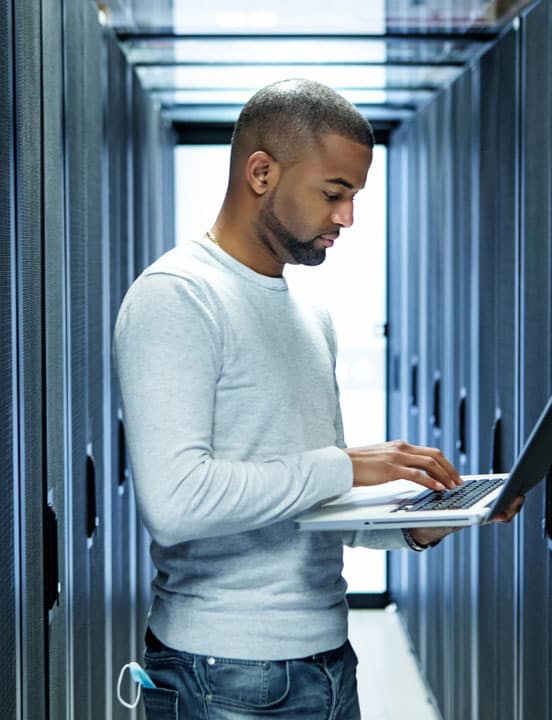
[342,529,410,549]
[113,272,353,547]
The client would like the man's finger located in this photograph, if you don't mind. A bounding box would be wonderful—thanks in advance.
[495,496,525,522]
[397,452,459,489]
[400,466,447,492]
[397,442,462,487]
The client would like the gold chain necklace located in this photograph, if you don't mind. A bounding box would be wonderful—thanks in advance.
[205,229,219,246]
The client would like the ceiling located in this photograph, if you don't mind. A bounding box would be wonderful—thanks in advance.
[100,0,533,129]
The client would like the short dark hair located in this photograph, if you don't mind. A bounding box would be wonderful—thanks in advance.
[230,78,374,168]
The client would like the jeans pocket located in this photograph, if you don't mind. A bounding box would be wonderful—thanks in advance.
[204,658,291,710]
[143,686,179,720]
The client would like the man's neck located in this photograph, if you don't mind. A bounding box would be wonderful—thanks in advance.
[209,218,285,278]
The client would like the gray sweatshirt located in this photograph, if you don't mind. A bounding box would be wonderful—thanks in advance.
[113,236,408,660]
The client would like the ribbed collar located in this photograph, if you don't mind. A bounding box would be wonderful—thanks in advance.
[194,235,289,292]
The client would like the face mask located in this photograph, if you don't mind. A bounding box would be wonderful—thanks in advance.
[116,661,156,709]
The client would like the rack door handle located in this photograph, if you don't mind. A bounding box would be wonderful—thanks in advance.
[490,412,502,474]
[456,391,467,456]
[546,466,552,547]
[430,372,441,430]
[410,356,419,411]
[86,451,99,540]
[44,503,60,611]
[118,417,129,487]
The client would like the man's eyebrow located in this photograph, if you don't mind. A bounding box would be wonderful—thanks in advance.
[325,177,354,190]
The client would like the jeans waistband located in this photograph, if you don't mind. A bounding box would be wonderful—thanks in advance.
[145,627,347,665]
[298,642,347,665]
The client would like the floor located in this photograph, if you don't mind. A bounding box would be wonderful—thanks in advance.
[349,608,441,720]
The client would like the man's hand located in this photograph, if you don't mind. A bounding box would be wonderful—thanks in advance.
[343,440,462,492]
[407,495,526,548]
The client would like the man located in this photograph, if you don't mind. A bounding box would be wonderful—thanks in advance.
[114,79,523,719]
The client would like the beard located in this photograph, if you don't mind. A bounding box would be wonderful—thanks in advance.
[256,193,327,267]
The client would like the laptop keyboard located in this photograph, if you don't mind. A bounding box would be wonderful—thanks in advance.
[404,476,505,512]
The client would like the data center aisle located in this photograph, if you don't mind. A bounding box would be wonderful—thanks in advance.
[349,609,441,720]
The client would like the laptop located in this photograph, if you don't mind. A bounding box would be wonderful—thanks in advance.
[296,394,552,531]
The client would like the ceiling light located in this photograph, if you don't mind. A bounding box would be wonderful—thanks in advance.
[215,11,278,30]
[97,3,109,26]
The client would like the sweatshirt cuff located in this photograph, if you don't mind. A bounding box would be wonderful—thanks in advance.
[302,445,353,505]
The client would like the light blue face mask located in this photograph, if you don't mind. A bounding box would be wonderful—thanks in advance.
[116,661,156,709]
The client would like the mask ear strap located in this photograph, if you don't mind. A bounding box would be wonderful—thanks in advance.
[116,663,142,709]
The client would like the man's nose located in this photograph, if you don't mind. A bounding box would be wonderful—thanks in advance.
[330,200,354,228]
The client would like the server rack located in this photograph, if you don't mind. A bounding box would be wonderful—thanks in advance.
[2,1,175,717]
[13,0,47,716]
[0,0,19,717]
[387,4,552,718]
[43,0,69,714]
[518,3,552,719]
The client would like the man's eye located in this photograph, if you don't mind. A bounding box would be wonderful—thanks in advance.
[324,192,340,202]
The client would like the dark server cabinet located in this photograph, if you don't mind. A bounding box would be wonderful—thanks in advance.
[3,1,177,718]
[131,77,160,706]
[476,27,520,720]
[133,77,157,275]
[84,3,108,718]
[132,77,176,274]
[387,114,430,677]
[387,135,403,444]
[519,2,552,718]
[419,97,447,711]
[12,0,47,716]
[129,77,176,709]
[387,8,552,720]
[0,1,18,717]
[65,2,91,713]
[387,130,406,606]
[404,114,424,665]
[64,2,107,717]
[107,32,140,720]
[447,66,478,720]
[43,0,70,717]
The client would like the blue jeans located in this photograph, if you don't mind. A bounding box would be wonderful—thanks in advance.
[142,628,361,719]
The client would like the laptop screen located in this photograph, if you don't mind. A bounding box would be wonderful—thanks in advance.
[491,395,552,516]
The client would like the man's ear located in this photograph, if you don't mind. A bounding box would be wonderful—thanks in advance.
[246,151,279,196]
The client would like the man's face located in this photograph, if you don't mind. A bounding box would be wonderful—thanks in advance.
[256,133,372,267]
